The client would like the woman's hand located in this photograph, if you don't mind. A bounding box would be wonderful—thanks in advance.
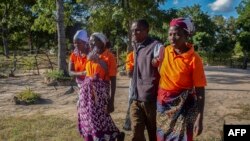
[193,113,203,137]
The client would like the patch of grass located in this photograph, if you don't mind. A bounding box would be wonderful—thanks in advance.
[15,88,40,104]
[0,115,82,141]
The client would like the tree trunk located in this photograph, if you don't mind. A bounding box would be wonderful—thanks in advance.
[56,0,68,75]
[242,50,248,69]
[28,32,33,54]
[2,28,9,58]
[2,3,9,58]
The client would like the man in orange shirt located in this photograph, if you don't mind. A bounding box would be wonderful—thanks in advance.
[156,17,206,141]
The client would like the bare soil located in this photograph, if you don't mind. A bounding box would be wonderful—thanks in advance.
[0,66,250,140]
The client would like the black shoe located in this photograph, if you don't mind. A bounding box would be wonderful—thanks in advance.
[117,132,125,141]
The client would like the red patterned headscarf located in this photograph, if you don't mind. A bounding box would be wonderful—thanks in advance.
[170,17,195,36]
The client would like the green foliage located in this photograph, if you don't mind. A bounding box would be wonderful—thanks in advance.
[119,51,127,65]
[234,42,244,56]
[211,16,237,53]
[237,31,250,52]
[16,88,40,104]
[31,0,79,34]
[21,57,36,71]
[236,0,250,53]
[193,32,213,51]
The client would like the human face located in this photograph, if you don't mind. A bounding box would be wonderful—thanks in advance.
[131,22,148,43]
[168,26,187,49]
[73,39,88,53]
[89,35,105,54]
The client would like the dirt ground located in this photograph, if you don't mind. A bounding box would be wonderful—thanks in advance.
[0,66,250,140]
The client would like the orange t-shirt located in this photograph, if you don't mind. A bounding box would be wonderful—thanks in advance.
[125,51,134,72]
[69,52,87,79]
[159,43,207,91]
[86,49,117,80]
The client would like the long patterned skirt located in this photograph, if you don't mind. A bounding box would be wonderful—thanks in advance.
[78,77,119,141]
[156,89,198,141]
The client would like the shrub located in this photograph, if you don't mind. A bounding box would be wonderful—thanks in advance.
[15,88,40,104]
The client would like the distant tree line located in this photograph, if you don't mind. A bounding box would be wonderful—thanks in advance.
[0,0,249,74]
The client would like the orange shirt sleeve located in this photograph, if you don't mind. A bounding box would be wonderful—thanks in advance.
[69,53,75,62]
[125,52,134,72]
[107,52,117,77]
[69,53,87,72]
[192,53,207,87]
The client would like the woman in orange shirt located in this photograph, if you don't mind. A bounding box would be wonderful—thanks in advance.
[68,30,89,84]
[77,32,124,141]
[156,17,207,141]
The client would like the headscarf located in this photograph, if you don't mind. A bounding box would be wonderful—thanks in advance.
[73,30,89,43]
[91,32,108,45]
[87,32,108,61]
[170,17,195,36]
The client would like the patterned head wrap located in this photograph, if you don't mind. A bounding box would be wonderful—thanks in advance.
[73,30,89,43]
[91,32,108,45]
[170,17,195,36]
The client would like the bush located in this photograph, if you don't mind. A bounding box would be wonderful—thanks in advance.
[15,88,40,105]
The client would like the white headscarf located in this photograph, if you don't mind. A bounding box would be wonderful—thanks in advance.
[91,32,108,45]
[73,30,89,43]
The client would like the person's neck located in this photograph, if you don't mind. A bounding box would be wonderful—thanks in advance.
[174,43,189,55]
[137,37,149,44]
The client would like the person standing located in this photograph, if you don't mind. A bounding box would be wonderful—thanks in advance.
[123,50,134,131]
[130,19,164,141]
[77,32,124,141]
[68,30,89,83]
[156,17,207,141]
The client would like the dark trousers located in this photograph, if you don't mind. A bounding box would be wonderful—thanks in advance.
[130,100,156,141]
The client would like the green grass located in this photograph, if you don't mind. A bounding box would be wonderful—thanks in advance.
[0,115,82,141]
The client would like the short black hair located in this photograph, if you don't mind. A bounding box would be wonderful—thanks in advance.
[133,19,149,29]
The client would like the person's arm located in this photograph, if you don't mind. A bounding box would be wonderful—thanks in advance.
[193,86,205,137]
[68,61,86,77]
[152,43,164,67]
[108,76,116,113]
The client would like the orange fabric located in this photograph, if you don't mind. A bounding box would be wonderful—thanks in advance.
[159,43,207,92]
[125,51,134,72]
[86,49,117,80]
[69,53,87,79]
